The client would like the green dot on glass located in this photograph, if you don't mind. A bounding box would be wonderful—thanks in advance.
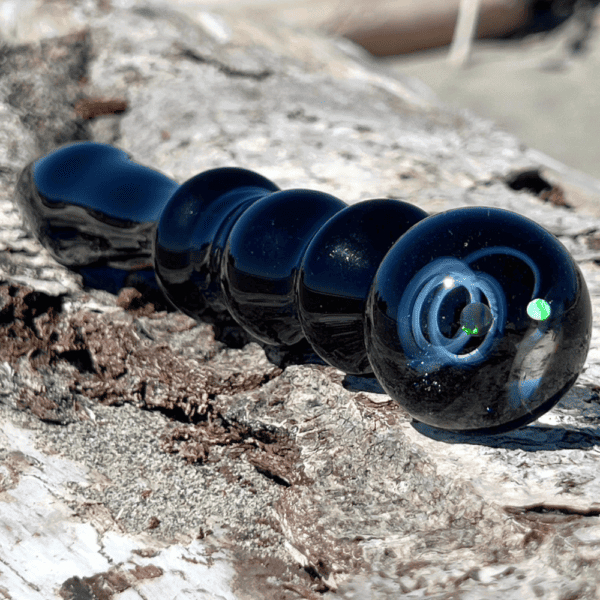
[459,302,493,337]
[527,298,551,321]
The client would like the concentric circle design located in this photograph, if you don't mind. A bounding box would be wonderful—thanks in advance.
[366,205,591,433]
[397,247,541,372]
[17,143,593,435]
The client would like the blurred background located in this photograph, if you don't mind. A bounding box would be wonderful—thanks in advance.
[3,0,600,181]
[231,0,600,183]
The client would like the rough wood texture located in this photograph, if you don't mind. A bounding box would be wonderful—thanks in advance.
[2,2,600,599]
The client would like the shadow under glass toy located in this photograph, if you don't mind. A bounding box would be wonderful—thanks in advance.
[14,141,593,435]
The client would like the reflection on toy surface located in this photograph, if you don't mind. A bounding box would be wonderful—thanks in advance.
[14,141,593,435]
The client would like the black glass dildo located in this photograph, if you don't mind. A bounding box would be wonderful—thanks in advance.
[14,141,593,434]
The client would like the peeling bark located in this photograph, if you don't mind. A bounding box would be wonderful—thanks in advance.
[1,2,600,599]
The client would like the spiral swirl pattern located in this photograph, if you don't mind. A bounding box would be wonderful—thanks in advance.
[398,246,543,372]
[13,141,593,435]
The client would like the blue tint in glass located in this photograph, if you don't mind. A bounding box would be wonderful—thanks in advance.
[298,199,428,374]
[16,141,179,270]
[154,168,280,318]
[14,141,593,435]
[365,207,592,433]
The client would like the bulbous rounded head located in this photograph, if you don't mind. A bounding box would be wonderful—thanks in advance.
[365,206,592,434]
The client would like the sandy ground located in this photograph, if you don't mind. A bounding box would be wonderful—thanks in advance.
[381,16,600,183]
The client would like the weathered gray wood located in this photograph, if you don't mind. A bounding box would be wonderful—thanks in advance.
[1,2,600,599]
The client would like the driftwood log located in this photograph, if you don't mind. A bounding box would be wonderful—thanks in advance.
[2,2,600,599]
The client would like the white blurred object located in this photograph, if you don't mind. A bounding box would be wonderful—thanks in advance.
[0,0,88,44]
[448,0,482,66]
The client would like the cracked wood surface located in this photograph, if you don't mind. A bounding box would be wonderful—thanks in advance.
[2,1,600,599]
